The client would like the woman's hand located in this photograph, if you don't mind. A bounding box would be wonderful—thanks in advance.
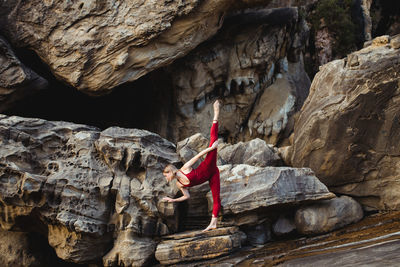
[162,197,175,202]
[211,140,219,150]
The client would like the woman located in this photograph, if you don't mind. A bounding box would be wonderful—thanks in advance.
[163,100,221,231]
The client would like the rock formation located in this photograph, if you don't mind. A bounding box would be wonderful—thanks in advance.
[169,7,311,144]
[295,195,363,235]
[0,114,180,263]
[209,165,335,224]
[291,35,400,211]
[155,226,245,265]
[0,36,48,112]
[0,0,316,95]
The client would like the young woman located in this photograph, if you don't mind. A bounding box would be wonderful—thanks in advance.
[163,100,221,231]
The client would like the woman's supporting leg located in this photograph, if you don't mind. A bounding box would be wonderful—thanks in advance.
[203,168,221,231]
[209,168,221,217]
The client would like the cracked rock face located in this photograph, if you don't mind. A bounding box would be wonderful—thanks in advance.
[169,7,310,144]
[0,115,180,263]
[0,35,48,112]
[291,35,400,211]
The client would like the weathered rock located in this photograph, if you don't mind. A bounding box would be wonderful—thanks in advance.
[360,0,373,41]
[0,230,44,267]
[169,7,310,144]
[218,138,282,167]
[273,214,296,236]
[103,230,156,267]
[315,27,334,66]
[177,134,281,167]
[295,196,363,235]
[291,35,400,211]
[0,1,316,95]
[0,35,47,112]
[0,114,180,263]
[155,226,245,265]
[206,165,335,220]
[242,220,272,245]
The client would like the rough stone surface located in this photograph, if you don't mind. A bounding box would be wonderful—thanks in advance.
[291,36,400,211]
[218,138,282,167]
[0,1,316,95]
[242,220,272,245]
[103,230,156,267]
[169,7,310,144]
[177,134,281,168]
[0,35,48,112]
[155,226,245,265]
[0,230,43,267]
[0,0,224,94]
[0,115,180,263]
[273,214,296,236]
[207,164,335,219]
[295,196,364,235]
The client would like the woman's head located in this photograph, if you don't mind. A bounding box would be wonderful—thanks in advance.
[163,164,177,182]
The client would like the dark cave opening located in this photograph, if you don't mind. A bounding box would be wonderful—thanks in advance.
[4,47,176,140]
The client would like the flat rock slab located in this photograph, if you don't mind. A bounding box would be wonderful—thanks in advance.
[155,226,245,265]
[209,165,335,215]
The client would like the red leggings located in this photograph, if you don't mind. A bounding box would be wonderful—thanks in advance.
[194,122,221,217]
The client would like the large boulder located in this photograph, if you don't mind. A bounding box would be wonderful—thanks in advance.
[295,196,364,235]
[291,35,400,211]
[0,35,47,112]
[0,114,180,263]
[155,226,245,265]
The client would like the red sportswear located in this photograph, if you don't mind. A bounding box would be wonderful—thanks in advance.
[177,122,221,217]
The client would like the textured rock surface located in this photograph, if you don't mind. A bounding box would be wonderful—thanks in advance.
[0,115,180,263]
[103,230,156,267]
[0,0,223,94]
[0,230,43,267]
[169,7,310,144]
[273,214,296,236]
[0,1,316,95]
[218,138,282,167]
[207,164,335,219]
[0,35,47,112]
[155,226,245,265]
[291,35,400,211]
[177,133,281,167]
[295,196,363,235]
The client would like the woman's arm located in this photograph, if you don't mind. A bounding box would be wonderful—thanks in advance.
[182,141,218,170]
[163,187,190,202]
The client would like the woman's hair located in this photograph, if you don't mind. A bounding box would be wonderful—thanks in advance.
[163,164,178,175]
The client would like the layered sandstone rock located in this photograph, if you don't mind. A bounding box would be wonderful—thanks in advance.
[0,36,47,112]
[155,226,245,265]
[169,7,310,144]
[291,35,400,211]
[0,115,180,263]
[295,196,363,235]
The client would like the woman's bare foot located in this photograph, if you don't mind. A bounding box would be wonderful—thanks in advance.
[213,100,220,121]
[202,216,218,232]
